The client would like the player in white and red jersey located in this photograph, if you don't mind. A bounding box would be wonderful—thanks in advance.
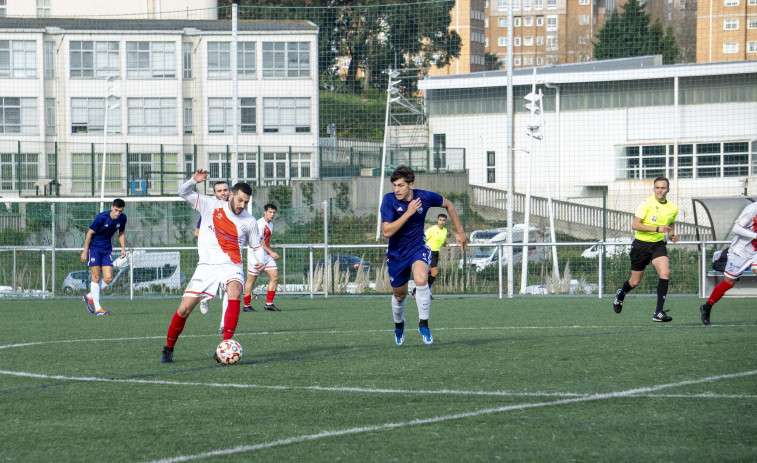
[161,169,264,364]
[243,203,281,312]
[700,201,757,325]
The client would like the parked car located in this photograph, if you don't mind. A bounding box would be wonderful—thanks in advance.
[303,254,372,278]
[61,251,184,293]
[460,225,549,271]
[580,237,632,259]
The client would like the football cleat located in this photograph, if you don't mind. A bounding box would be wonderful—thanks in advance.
[264,303,281,312]
[213,351,222,363]
[613,289,623,314]
[418,325,434,345]
[219,325,224,335]
[395,318,405,346]
[161,347,174,364]
[199,299,209,314]
[700,304,711,326]
[409,287,416,299]
[242,305,256,312]
[94,309,111,316]
[652,311,672,322]
[83,295,95,314]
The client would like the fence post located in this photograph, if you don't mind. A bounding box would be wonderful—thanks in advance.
[125,143,130,196]
[226,145,231,185]
[193,144,198,173]
[51,202,55,298]
[257,145,262,185]
[41,251,46,299]
[288,145,292,185]
[601,189,607,297]
[91,143,96,197]
[323,200,329,298]
[160,144,165,196]
[54,141,59,196]
[17,141,21,195]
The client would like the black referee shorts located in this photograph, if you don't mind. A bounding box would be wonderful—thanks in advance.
[629,239,668,271]
[429,250,440,268]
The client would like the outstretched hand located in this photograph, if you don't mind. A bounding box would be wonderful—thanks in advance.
[193,169,209,184]
[456,232,468,252]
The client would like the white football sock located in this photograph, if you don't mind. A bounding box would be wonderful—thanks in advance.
[221,293,228,325]
[391,295,406,324]
[99,279,109,291]
[91,281,102,311]
[414,284,431,320]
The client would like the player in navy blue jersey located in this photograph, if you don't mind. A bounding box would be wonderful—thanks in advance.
[380,166,467,345]
[81,198,127,316]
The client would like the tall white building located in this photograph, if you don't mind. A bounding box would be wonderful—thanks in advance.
[0,17,319,197]
[0,0,218,20]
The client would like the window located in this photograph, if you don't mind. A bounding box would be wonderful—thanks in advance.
[534,0,543,8]
[513,0,521,9]
[262,42,309,78]
[238,41,256,77]
[207,41,230,78]
[723,42,739,53]
[498,0,508,10]
[71,98,120,134]
[524,17,533,26]
[37,0,50,17]
[546,35,558,51]
[183,98,192,134]
[240,98,256,133]
[524,56,533,65]
[537,16,544,26]
[579,15,590,25]
[578,35,589,45]
[0,41,37,78]
[0,98,37,135]
[580,0,590,4]
[537,56,544,65]
[523,0,531,8]
[524,36,533,46]
[485,37,489,47]
[127,98,176,134]
[208,98,233,134]
[182,42,192,79]
[70,41,119,78]
[0,0,6,17]
[290,152,311,179]
[547,0,556,8]
[514,17,521,27]
[486,151,495,183]
[724,0,739,5]
[127,151,178,192]
[126,41,175,78]
[724,19,739,30]
[44,41,54,78]
[208,152,230,182]
[514,56,521,65]
[750,0,757,5]
[514,37,522,46]
[45,98,55,136]
[748,41,757,53]
[236,152,258,185]
[546,16,557,31]
[485,18,489,28]
[537,36,544,45]
[499,17,509,27]
[263,98,310,133]
[748,18,757,29]
[262,152,288,185]
[1,152,38,191]
[433,133,446,169]
[498,37,509,46]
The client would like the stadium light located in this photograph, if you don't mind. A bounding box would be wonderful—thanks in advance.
[100,75,119,211]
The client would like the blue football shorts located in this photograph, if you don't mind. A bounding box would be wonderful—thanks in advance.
[88,248,114,268]
[386,246,431,288]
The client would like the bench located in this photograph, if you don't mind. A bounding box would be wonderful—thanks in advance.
[704,268,757,297]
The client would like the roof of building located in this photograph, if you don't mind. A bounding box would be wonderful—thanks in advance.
[0,17,317,33]
[420,56,757,89]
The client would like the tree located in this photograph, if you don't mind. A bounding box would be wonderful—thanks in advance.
[484,52,501,71]
[593,0,679,64]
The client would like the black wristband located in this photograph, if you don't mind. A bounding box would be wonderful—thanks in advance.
[656,226,659,232]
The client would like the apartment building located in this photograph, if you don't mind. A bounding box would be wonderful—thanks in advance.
[0,17,319,197]
[427,0,487,76]
[0,0,217,19]
[484,0,615,68]
[696,0,757,62]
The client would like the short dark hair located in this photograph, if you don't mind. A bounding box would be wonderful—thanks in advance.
[231,182,252,196]
[437,213,447,219]
[653,176,670,188]
[112,198,125,208]
[213,181,228,189]
[264,203,277,211]
[390,165,415,184]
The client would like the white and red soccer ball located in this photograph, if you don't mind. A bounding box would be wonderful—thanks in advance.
[216,339,243,364]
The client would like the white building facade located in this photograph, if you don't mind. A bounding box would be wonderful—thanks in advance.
[0,17,319,197]
[1,0,218,20]
[420,56,757,225]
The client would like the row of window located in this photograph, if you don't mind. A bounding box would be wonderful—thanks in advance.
[619,141,757,179]
[724,41,757,54]
[723,0,757,6]
[1,39,311,80]
[494,15,559,28]
[495,0,562,11]
[497,35,559,48]
[0,97,312,136]
[723,18,757,30]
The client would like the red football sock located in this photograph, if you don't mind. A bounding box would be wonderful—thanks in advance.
[166,311,188,348]
[244,294,252,306]
[708,280,734,306]
[223,299,240,340]
[266,290,276,304]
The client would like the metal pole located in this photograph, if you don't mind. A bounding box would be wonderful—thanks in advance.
[231,2,239,185]
[13,249,17,291]
[308,245,314,299]
[506,2,514,298]
[41,251,46,299]
[376,68,394,240]
[129,249,134,301]
[323,200,329,298]
[51,203,55,298]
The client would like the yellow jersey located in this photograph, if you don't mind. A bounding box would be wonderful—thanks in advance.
[634,195,678,242]
[425,225,448,252]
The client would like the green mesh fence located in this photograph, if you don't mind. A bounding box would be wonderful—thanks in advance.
[0,1,755,298]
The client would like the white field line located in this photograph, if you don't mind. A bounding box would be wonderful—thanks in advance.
[141,370,757,463]
[1,323,754,351]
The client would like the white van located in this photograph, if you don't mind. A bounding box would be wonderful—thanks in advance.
[111,251,183,291]
[460,225,549,271]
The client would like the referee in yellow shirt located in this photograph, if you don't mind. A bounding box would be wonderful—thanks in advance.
[613,177,679,322]
[411,214,451,299]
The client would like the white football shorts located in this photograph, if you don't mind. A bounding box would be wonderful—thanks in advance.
[183,263,244,301]
[724,250,757,279]
[247,252,277,276]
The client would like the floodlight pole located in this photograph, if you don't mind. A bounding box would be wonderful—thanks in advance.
[100,75,118,211]
[231,2,239,185]
[520,71,537,293]
[505,1,514,297]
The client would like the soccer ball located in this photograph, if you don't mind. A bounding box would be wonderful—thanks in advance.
[215,339,243,364]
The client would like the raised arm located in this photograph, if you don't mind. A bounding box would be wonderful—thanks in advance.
[179,169,208,207]
[441,198,467,252]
